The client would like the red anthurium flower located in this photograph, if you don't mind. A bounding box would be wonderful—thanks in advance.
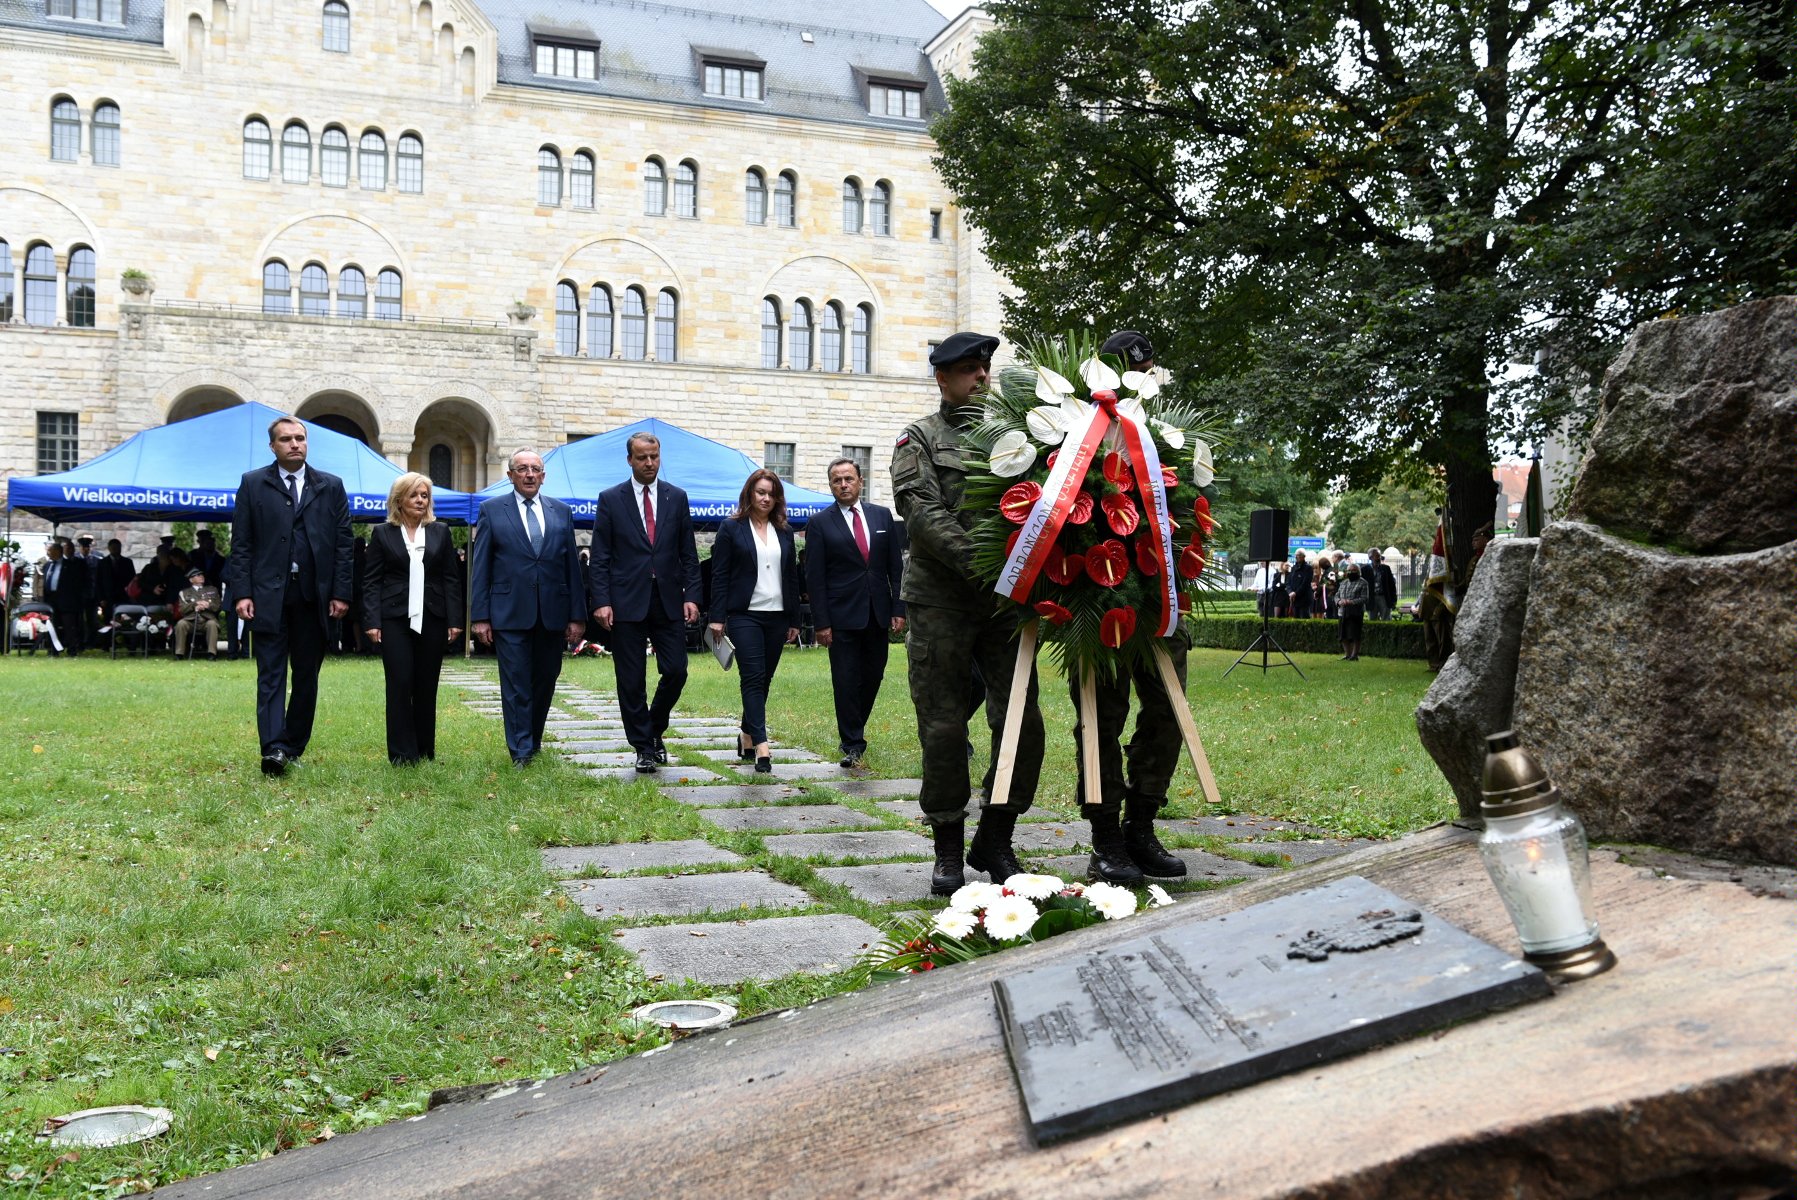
[1134,537,1163,577]
[1100,607,1138,649]
[1068,491,1096,525]
[1033,600,1073,625]
[1006,528,1021,556]
[1193,496,1216,534]
[1103,451,1135,492]
[1178,591,1193,613]
[1161,465,1179,489]
[1044,544,1085,585]
[1088,540,1129,588]
[1178,543,1206,580]
[1194,494,1211,516]
[1001,481,1043,524]
[1102,492,1140,536]
[1045,449,1059,471]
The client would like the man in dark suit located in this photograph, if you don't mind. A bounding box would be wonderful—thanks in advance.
[226,416,355,776]
[470,448,586,767]
[805,457,906,767]
[588,431,702,773]
[100,537,135,619]
[38,540,88,655]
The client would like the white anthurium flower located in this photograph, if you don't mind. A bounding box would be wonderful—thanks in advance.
[1147,884,1175,908]
[932,908,978,939]
[1122,369,1161,400]
[949,880,1004,913]
[1151,419,1186,450]
[1152,365,1173,385]
[1079,355,1121,393]
[1025,404,1069,445]
[1084,881,1138,920]
[1004,873,1064,901]
[982,894,1040,941]
[1114,394,1148,427]
[989,429,1037,477]
[1191,438,1215,487]
[1034,365,1075,406]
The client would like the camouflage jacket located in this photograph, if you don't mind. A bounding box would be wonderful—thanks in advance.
[890,404,997,614]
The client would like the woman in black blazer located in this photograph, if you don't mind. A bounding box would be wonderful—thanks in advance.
[362,473,464,764]
[707,469,801,773]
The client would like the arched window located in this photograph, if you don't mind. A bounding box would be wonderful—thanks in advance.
[744,168,766,225]
[0,240,13,324]
[851,304,872,374]
[358,129,387,190]
[842,179,863,233]
[621,287,647,360]
[870,180,892,236]
[674,160,697,218]
[298,262,329,315]
[642,157,666,216]
[338,265,366,317]
[375,268,401,319]
[570,151,595,208]
[262,260,292,314]
[320,126,350,187]
[760,297,782,369]
[555,281,579,355]
[243,117,271,179]
[322,0,349,51]
[587,284,613,358]
[820,302,843,372]
[51,99,81,161]
[396,133,423,192]
[428,444,453,488]
[789,299,813,370]
[655,289,678,361]
[537,147,562,206]
[24,244,56,326]
[92,103,120,166]
[66,246,95,328]
[282,122,311,183]
[774,170,796,228]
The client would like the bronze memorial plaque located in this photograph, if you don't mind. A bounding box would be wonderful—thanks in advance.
[993,875,1551,1144]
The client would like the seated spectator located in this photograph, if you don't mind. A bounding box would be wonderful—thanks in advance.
[173,567,222,659]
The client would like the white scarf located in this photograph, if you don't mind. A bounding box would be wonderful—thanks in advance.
[404,524,426,634]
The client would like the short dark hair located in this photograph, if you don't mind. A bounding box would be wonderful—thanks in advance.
[625,431,660,455]
[267,415,304,441]
[733,468,789,530]
[826,457,862,480]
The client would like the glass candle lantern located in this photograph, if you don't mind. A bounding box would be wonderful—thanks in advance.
[1478,731,1617,981]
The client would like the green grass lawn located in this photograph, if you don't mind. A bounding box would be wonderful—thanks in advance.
[0,647,1448,1195]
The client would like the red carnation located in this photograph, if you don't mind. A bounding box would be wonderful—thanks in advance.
[1033,600,1073,625]
[1100,607,1138,649]
[1103,451,1135,492]
[1134,537,1163,577]
[1068,491,1096,525]
[1088,540,1129,588]
[1001,481,1042,524]
[1045,544,1085,585]
[1178,543,1206,580]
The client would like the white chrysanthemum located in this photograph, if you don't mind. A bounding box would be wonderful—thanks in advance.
[1147,884,1175,909]
[1084,881,1138,920]
[989,429,1037,478]
[1121,369,1161,400]
[1004,873,1064,901]
[1079,355,1122,392]
[982,894,1040,941]
[949,880,1004,913]
[1191,438,1215,487]
[1150,418,1186,450]
[932,908,978,939]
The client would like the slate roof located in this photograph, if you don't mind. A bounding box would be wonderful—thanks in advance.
[480,0,951,127]
[0,0,162,45]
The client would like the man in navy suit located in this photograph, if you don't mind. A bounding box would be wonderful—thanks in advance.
[470,449,587,767]
[588,431,702,773]
[805,457,906,767]
[226,416,355,776]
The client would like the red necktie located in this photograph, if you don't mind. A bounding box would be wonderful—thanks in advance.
[643,485,656,545]
[850,507,869,560]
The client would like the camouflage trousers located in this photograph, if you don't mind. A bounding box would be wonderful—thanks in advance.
[905,602,1044,826]
[1069,630,1190,817]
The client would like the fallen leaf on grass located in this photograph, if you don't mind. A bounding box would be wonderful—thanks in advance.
[0,996,12,1015]
[203,1047,219,1061]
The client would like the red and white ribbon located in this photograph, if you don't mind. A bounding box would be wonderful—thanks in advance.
[1117,414,1179,637]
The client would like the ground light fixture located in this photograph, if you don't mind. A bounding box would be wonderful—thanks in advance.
[1477,730,1618,982]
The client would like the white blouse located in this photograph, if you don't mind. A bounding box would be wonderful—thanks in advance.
[747,522,783,612]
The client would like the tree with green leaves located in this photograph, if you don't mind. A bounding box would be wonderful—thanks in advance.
[1327,477,1442,555]
[932,0,1795,586]
[1210,429,1325,570]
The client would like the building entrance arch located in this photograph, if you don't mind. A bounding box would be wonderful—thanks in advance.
[410,397,493,490]
[297,390,380,447]
[166,386,243,424]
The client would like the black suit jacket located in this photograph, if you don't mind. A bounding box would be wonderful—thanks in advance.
[587,479,702,623]
[360,522,464,631]
[803,502,905,633]
[224,463,355,632]
[39,559,87,612]
[101,554,136,605]
[708,518,800,626]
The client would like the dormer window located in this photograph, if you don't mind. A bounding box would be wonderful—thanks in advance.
[695,49,766,101]
[869,81,923,120]
[532,29,597,81]
[47,0,125,23]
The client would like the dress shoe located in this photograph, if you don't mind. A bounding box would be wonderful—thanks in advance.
[754,755,773,774]
[839,752,865,769]
[512,754,534,768]
[260,749,287,777]
[654,738,670,765]
[635,753,659,773]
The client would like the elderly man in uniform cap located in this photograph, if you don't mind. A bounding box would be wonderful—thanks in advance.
[1068,330,1193,885]
[891,331,1045,897]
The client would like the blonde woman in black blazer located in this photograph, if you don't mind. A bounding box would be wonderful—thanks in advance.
[362,473,464,764]
[706,469,801,773]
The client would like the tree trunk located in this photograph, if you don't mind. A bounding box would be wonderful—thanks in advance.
[1440,385,1496,589]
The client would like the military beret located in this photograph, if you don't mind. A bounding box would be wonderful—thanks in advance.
[1100,330,1155,367]
[186,567,205,579]
[929,332,999,368]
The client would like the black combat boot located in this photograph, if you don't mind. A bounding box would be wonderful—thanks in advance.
[930,820,966,897]
[1085,808,1146,886]
[1123,795,1187,878]
[965,808,1023,885]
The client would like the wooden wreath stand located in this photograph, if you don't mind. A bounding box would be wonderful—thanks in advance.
[988,620,1222,809]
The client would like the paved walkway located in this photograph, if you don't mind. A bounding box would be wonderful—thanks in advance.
[442,667,1376,988]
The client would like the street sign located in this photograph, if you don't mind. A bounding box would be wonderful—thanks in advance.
[1288,535,1325,556]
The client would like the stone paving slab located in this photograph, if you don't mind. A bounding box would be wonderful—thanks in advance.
[664,735,739,747]
[812,778,923,799]
[872,798,980,823]
[1225,839,1371,864]
[762,830,933,860]
[1165,816,1328,839]
[541,841,744,874]
[566,752,642,766]
[697,805,884,833]
[616,914,883,985]
[696,747,821,763]
[658,783,800,806]
[1010,823,1086,854]
[716,762,874,782]
[815,860,1006,903]
[1027,851,1273,882]
[558,871,812,919]
[554,740,638,753]
[546,725,625,739]
[579,764,729,784]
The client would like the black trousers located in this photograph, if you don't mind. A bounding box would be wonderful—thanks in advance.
[727,610,789,746]
[380,614,447,763]
[50,606,83,656]
[253,591,325,756]
[828,619,890,756]
[494,623,564,762]
[612,608,688,753]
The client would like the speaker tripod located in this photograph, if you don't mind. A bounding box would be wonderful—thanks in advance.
[1224,561,1305,679]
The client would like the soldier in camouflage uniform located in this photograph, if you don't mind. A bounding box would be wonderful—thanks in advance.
[891,332,1044,897]
[1072,331,1190,884]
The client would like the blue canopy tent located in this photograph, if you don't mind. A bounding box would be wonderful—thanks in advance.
[476,418,835,528]
[7,402,473,525]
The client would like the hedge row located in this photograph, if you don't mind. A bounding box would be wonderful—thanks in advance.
[1187,614,1427,659]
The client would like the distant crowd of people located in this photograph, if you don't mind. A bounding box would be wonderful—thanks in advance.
[22,529,235,658]
[1258,549,1399,661]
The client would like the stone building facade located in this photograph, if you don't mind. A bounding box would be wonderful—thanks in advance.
[0,0,1001,536]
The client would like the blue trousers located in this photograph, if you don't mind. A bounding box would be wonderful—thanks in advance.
[494,623,563,762]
